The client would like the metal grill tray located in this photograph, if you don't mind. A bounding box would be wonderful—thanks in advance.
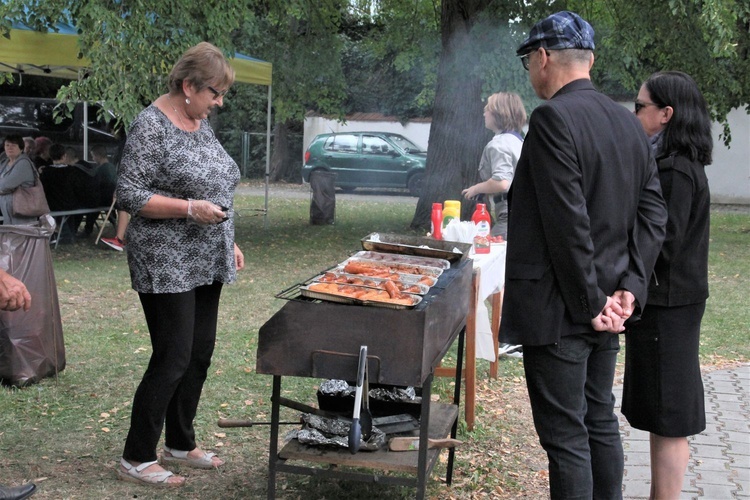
[300,283,422,310]
[312,272,431,295]
[340,257,444,278]
[361,232,472,263]
[351,250,451,270]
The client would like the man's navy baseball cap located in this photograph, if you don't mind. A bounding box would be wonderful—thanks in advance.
[516,11,595,56]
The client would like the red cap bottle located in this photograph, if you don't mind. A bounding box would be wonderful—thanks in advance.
[431,203,443,240]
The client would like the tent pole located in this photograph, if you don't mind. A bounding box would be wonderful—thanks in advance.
[264,84,272,229]
[83,101,89,160]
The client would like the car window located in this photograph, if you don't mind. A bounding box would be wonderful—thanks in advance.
[387,134,422,153]
[362,135,391,155]
[323,134,359,153]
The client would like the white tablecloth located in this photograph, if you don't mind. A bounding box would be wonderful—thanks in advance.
[470,243,506,361]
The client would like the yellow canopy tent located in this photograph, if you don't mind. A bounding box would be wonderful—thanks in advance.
[1,23,273,221]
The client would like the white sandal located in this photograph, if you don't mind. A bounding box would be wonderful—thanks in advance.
[117,458,184,487]
[161,445,223,469]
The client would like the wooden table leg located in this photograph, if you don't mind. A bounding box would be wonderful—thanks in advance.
[489,289,503,379]
[434,268,480,432]
[464,268,479,431]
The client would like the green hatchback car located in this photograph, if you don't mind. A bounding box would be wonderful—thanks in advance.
[302,132,427,196]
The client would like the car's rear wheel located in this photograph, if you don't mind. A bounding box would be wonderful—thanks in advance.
[407,172,424,197]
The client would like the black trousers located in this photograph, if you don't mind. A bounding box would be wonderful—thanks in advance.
[122,282,223,463]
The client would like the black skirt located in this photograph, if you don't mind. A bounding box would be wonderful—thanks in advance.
[622,302,706,437]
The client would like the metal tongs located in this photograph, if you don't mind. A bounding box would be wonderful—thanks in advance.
[348,345,373,453]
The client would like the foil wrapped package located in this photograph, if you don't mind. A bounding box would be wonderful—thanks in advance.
[286,413,386,451]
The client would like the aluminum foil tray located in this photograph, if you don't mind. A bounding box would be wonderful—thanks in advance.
[300,283,422,310]
[312,272,431,295]
[361,232,471,264]
[341,257,444,278]
[352,250,451,270]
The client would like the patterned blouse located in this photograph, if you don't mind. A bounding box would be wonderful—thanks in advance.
[116,105,240,294]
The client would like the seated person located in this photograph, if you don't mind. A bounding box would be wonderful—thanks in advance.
[90,144,117,206]
[64,147,102,236]
[34,136,53,170]
[40,144,80,243]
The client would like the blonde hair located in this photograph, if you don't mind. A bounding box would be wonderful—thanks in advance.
[168,42,235,94]
[485,92,527,132]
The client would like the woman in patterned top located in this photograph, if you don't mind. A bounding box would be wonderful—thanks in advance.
[116,42,245,488]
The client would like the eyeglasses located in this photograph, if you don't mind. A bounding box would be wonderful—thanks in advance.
[207,85,229,98]
[520,49,550,71]
[634,100,660,114]
[520,54,531,71]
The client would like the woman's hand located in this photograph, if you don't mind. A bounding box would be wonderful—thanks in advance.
[187,199,226,225]
[462,186,480,200]
[234,243,245,271]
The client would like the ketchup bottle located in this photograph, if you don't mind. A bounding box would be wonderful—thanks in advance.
[471,203,491,254]
[431,203,443,240]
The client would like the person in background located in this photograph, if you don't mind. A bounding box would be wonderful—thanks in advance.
[622,71,713,500]
[92,144,130,252]
[41,144,78,244]
[23,137,37,161]
[462,91,526,359]
[64,147,100,237]
[500,11,667,499]
[462,91,526,240]
[0,134,41,225]
[0,268,37,500]
[33,137,52,170]
[116,41,244,488]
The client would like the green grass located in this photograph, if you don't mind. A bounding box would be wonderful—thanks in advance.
[0,195,747,499]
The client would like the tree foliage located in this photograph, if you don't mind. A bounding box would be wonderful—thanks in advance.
[2,0,747,205]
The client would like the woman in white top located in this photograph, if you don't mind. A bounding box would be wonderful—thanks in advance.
[462,92,526,239]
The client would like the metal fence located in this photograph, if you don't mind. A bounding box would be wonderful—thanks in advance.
[215,129,303,181]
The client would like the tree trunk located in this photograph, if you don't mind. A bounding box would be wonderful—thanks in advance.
[410,0,492,230]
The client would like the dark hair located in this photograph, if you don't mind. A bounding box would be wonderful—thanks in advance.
[3,134,25,149]
[644,71,713,165]
[49,143,66,162]
[90,144,109,158]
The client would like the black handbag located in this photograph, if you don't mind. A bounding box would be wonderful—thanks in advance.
[12,166,50,217]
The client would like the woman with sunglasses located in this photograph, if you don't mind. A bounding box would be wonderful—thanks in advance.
[116,42,244,487]
[622,71,713,500]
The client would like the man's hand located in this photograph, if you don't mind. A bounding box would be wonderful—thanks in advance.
[611,290,636,321]
[0,270,32,312]
[591,296,625,333]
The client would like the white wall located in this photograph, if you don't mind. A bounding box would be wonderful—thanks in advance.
[305,109,750,204]
[707,107,750,204]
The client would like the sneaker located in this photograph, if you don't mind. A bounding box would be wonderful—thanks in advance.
[101,237,125,251]
[498,343,523,358]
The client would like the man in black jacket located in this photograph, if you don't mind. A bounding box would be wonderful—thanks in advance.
[499,11,668,499]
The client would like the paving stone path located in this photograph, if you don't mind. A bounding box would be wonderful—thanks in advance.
[615,364,750,499]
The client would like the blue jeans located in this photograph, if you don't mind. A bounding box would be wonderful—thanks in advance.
[523,332,623,500]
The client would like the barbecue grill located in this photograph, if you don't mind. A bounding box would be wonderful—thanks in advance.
[255,251,473,499]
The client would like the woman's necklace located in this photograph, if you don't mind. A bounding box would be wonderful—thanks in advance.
[166,95,196,132]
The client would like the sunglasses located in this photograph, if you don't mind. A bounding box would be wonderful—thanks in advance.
[634,100,660,114]
[207,85,229,98]
[520,49,550,71]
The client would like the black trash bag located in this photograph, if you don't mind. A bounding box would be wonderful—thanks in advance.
[0,215,65,387]
[309,170,336,225]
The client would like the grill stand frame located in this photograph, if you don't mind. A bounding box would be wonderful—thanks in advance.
[265,323,465,500]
